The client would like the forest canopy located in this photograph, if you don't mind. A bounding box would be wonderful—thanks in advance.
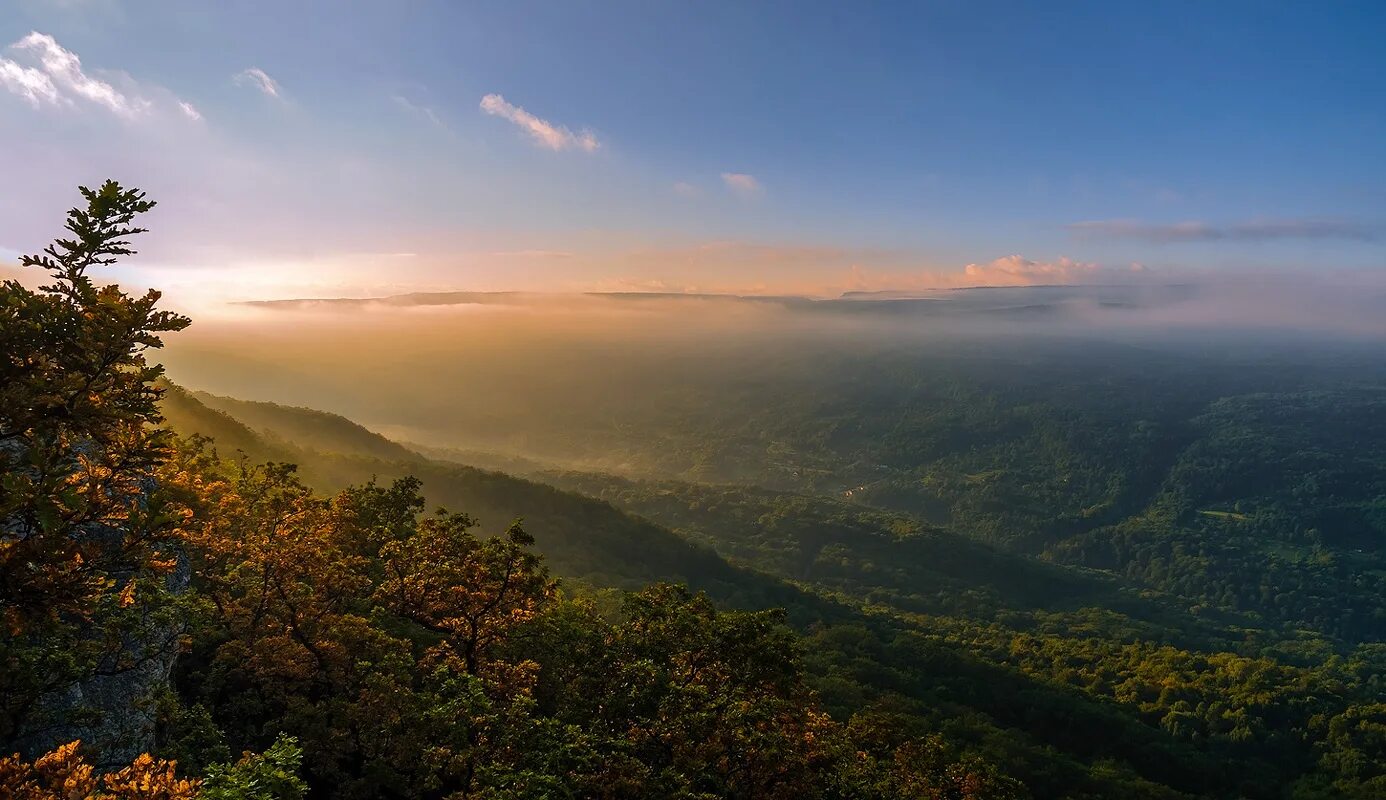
[0,189,1030,798]
[3,184,1385,799]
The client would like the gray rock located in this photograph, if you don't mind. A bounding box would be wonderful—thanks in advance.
[3,437,191,768]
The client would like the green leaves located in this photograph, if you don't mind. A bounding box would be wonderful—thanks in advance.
[1,182,195,743]
[22,181,158,288]
[199,735,307,800]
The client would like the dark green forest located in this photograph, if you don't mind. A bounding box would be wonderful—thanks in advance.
[4,185,1386,799]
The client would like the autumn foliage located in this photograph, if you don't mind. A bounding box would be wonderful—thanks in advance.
[2,184,1024,799]
[0,741,197,800]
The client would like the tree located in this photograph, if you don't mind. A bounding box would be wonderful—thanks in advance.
[1,182,191,742]
[376,511,554,676]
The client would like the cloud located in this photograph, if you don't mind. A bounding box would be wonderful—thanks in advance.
[234,67,281,98]
[834,255,1153,296]
[0,58,60,106]
[673,181,700,197]
[962,255,1105,285]
[1068,218,1378,243]
[721,173,762,196]
[2,32,149,116]
[392,94,446,129]
[179,101,202,121]
[479,93,600,152]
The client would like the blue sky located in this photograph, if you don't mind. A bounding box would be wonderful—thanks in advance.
[1,0,1383,302]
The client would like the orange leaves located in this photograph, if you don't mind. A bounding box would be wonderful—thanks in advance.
[0,742,199,800]
[28,741,97,797]
[100,753,199,799]
[174,474,566,796]
[375,513,554,675]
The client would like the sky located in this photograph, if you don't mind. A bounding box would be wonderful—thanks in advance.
[1,0,1383,306]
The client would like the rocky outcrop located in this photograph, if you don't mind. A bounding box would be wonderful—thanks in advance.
[4,457,190,768]
[22,545,189,767]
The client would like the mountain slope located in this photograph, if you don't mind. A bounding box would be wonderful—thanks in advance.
[155,385,1386,799]
[189,390,418,463]
[162,385,774,598]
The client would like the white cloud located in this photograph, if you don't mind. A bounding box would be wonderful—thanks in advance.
[0,58,61,106]
[673,181,700,197]
[13,32,140,115]
[721,172,762,196]
[479,93,599,152]
[0,31,206,123]
[234,67,281,98]
[2,32,150,116]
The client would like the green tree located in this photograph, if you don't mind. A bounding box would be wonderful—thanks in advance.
[1,181,190,740]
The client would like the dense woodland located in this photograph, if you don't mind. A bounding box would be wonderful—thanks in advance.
[4,185,1386,798]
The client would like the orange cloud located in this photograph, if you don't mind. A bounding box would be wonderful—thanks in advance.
[830,256,1155,297]
[962,255,1101,285]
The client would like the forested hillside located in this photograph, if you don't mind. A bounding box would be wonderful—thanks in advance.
[4,183,1031,799]
[163,387,1386,799]
[386,341,1386,648]
[5,184,1385,799]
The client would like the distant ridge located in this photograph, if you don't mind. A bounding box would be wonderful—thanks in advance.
[239,283,1198,311]
[237,290,820,312]
[238,290,535,309]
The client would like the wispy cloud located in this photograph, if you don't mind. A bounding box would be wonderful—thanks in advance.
[178,100,202,121]
[1,32,149,116]
[234,67,281,98]
[1068,218,1378,243]
[392,94,445,129]
[589,247,1145,296]
[837,255,1151,296]
[673,181,700,197]
[963,255,1109,284]
[0,58,59,106]
[479,93,599,152]
[721,172,762,196]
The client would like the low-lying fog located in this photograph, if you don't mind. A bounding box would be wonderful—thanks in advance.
[159,282,1386,477]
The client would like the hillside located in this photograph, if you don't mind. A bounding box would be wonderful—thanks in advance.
[157,385,1386,799]
[161,385,767,597]
[189,390,420,463]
